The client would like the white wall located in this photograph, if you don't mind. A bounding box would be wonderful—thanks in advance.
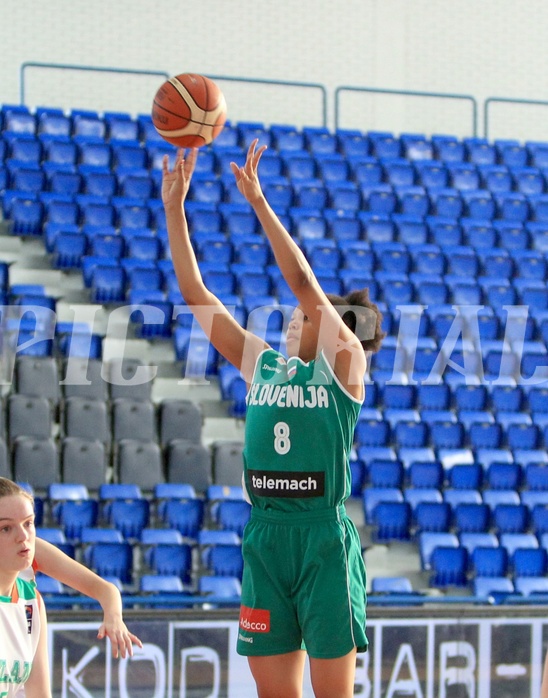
[3,0,548,141]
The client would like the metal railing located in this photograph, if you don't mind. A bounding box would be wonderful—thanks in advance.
[206,74,328,128]
[19,62,328,128]
[334,85,478,136]
[484,95,548,140]
[19,62,170,105]
[41,591,548,610]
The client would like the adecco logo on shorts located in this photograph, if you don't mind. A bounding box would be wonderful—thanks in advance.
[239,606,271,633]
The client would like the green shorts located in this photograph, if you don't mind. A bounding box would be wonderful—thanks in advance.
[237,505,368,659]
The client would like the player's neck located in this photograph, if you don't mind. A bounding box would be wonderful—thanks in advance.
[0,572,18,599]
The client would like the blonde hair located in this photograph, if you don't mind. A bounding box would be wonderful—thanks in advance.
[0,478,34,505]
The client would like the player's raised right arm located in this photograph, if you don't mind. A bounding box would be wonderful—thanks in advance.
[162,149,267,379]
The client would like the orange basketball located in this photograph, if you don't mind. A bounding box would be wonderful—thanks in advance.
[151,73,227,148]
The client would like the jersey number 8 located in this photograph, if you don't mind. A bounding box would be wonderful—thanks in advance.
[274,422,291,455]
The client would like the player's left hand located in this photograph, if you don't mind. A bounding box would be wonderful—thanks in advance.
[97,618,143,659]
[231,139,267,204]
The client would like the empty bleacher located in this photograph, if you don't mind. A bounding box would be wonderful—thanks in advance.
[1,103,548,601]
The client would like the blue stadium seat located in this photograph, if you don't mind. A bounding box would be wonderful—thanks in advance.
[337,131,370,158]
[453,502,491,533]
[82,170,116,198]
[355,417,390,448]
[429,421,465,450]
[513,166,545,195]
[203,544,244,579]
[372,501,411,542]
[496,193,529,222]
[486,462,522,491]
[213,500,251,537]
[482,490,520,511]
[106,113,139,142]
[9,165,45,194]
[415,161,448,188]
[394,421,428,449]
[146,544,193,584]
[472,546,508,578]
[162,499,204,541]
[530,505,548,536]
[473,576,514,598]
[72,111,106,140]
[524,462,548,490]
[9,196,44,236]
[90,228,125,259]
[198,575,242,600]
[447,163,479,191]
[369,132,401,159]
[363,487,403,525]
[52,499,99,541]
[416,383,450,411]
[351,157,383,188]
[119,172,154,200]
[496,221,531,250]
[514,250,547,280]
[108,498,150,539]
[38,109,71,138]
[415,501,451,533]
[430,546,468,587]
[43,137,78,166]
[514,576,548,596]
[47,169,82,197]
[495,140,527,167]
[404,488,443,513]
[490,385,524,413]
[362,186,397,216]
[507,423,541,451]
[90,265,126,303]
[327,182,361,211]
[383,158,415,187]
[513,548,548,578]
[51,231,88,270]
[368,459,404,488]
[401,133,433,160]
[139,575,186,600]
[8,135,42,163]
[408,461,444,489]
[85,541,133,584]
[493,503,528,534]
[316,155,349,183]
[499,533,539,559]
[418,531,459,570]
[468,422,503,450]
[459,532,498,557]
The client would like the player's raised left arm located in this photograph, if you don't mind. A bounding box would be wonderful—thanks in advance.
[231,140,366,396]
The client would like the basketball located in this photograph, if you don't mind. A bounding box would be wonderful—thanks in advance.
[151,73,227,148]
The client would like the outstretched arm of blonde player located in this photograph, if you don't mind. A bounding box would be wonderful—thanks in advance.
[34,538,142,658]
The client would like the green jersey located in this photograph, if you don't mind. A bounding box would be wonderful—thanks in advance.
[243,348,362,512]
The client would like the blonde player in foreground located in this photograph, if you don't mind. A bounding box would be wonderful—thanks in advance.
[163,140,384,698]
[0,478,141,698]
